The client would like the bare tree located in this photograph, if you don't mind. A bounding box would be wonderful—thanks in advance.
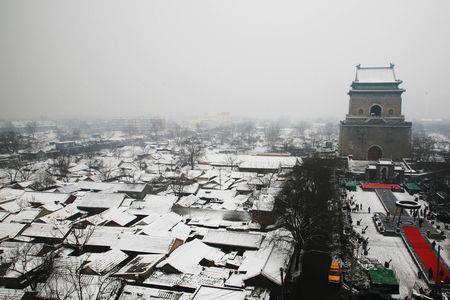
[282,137,294,152]
[5,156,33,183]
[34,170,56,190]
[2,242,57,291]
[412,134,435,162]
[166,173,194,198]
[146,120,163,141]
[83,147,98,161]
[238,120,256,145]
[265,123,281,150]
[87,158,116,181]
[4,168,20,183]
[41,272,122,300]
[217,126,232,145]
[322,122,336,141]
[249,171,279,191]
[87,157,102,171]
[25,121,37,139]
[172,123,183,145]
[98,165,116,181]
[224,153,242,170]
[295,121,310,137]
[179,135,205,170]
[37,225,123,300]
[443,147,450,165]
[65,225,96,256]
[0,130,23,154]
[47,155,72,182]
[274,158,336,267]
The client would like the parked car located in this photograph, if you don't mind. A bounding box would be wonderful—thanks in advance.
[328,260,342,285]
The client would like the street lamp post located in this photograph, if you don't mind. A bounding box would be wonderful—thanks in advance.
[436,244,441,291]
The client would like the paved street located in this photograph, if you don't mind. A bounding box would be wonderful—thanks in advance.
[294,251,343,300]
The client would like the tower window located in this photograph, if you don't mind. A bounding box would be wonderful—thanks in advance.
[370,105,382,116]
[388,109,394,116]
[358,109,364,115]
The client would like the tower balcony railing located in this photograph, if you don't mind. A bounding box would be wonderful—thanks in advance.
[345,114,405,120]
[344,115,407,125]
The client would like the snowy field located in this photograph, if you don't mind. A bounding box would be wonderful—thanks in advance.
[347,188,427,299]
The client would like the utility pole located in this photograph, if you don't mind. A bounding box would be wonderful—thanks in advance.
[349,240,357,300]
[436,244,441,295]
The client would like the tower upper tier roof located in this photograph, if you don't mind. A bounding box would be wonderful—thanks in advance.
[354,64,400,84]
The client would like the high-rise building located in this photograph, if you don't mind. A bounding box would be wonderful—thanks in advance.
[339,64,412,160]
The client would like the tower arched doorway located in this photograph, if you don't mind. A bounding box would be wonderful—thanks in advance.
[370,105,382,116]
[368,145,382,161]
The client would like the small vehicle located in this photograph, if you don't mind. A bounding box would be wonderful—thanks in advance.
[328,260,342,285]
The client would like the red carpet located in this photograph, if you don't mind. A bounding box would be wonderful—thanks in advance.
[403,226,450,283]
[361,183,401,190]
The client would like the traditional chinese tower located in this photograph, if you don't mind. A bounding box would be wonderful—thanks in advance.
[339,64,412,160]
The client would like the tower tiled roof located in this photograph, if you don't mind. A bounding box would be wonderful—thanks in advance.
[355,64,399,83]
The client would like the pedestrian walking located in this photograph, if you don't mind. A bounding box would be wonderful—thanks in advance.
[368,206,371,214]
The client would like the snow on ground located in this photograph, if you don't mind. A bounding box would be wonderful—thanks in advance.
[347,187,426,299]
[348,189,386,214]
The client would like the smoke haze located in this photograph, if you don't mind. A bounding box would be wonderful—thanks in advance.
[1,0,449,120]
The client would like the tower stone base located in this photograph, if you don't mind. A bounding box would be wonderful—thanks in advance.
[339,122,411,160]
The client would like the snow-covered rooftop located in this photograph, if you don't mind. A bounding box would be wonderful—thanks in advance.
[202,230,263,250]
[355,65,398,83]
[158,239,225,274]
[74,192,125,209]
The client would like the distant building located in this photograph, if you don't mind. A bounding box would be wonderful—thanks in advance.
[110,117,166,133]
[339,64,412,160]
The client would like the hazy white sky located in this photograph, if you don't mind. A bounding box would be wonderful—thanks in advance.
[1,0,449,121]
